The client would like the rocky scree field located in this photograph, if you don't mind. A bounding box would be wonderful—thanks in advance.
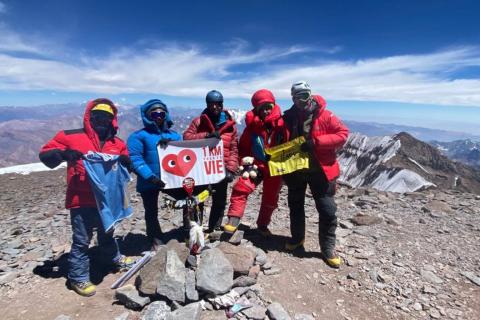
[0,169,479,319]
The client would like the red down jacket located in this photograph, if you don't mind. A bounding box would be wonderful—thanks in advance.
[239,89,287,176]
[283,95,349,181]
[183,109,239,172]
[227,89,286,224]
[39,99,128,209]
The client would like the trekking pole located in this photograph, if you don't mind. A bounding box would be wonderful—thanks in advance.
[111,251,154,289]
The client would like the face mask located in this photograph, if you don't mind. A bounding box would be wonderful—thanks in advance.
[93,124,111,139]
[293,91,312,109]
[91,113,113,139]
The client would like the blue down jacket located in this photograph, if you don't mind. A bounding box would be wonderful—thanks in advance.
[127,99,182,192]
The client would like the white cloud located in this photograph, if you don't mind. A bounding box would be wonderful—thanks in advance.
[0,24,42,53]
[0,2,6,14]
[0,27,479,107]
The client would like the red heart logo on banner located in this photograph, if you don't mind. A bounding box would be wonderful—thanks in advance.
[162,149,197,177]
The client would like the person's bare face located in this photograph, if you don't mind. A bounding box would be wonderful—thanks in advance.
[207,102,223,116]
[258,103,274,120]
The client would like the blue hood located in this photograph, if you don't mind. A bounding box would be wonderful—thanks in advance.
[140,99,174,133]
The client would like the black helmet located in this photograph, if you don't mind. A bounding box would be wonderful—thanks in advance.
[206,90,224,104]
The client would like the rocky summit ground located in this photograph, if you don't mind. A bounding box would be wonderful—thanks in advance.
[1,169,480,320]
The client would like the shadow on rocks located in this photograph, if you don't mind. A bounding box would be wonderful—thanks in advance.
[33,253,69,279]
[291,249,324,260]
[241,227,325,260]
[241,228,290,253]
[117,228,191,256]
[117,233,152,256]
[32,246,130,285]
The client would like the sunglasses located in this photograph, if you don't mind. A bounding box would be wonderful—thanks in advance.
[150,110,166,120]
[259,103,274,111]
[294,91,311,101]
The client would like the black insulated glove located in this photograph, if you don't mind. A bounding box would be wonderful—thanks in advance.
[118,155,133,172]
[148,176,166,189]
[206,131,221,139]
[300,139,315,152]
[159,139,170,147]
[61,149,83,162]
[225,170,235,183]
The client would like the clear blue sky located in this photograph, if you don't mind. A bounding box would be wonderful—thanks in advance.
[0,0,479,133]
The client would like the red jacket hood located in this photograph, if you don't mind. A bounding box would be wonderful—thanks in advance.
[83,98,119,148]
[247,89,282,129]
[312,95,327,113]
[251,89,275,108]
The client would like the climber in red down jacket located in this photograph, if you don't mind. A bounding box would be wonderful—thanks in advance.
[224,89,287,235]
[283,81,349,269]
[38,98,134,297]
[183,90,239,232]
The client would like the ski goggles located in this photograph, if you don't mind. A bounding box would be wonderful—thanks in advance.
[149,110,167,120]
[90,111,114,125]
[293,91,311,102]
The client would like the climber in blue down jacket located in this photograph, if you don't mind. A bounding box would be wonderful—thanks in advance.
[127,99,182,247]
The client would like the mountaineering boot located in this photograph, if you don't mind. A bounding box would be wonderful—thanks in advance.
[69,280,96,297]
[114,255,136,272]
[257,225,272,237]
[285,238,305,251]
[323,251,342,269]
[224,217,240,234]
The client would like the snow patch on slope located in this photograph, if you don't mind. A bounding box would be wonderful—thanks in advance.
[339,133,435,193]
[407,157,430,174]
[229,109,247,125]
[371,169,436,192]
[339,133,400,186]
[0,162,66,175]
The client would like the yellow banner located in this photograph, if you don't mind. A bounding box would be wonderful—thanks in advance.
[265,136,309,176]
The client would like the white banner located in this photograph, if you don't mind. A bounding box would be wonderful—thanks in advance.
[158,138,226,189]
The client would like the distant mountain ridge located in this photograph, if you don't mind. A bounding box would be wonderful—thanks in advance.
[2,105,480,195]
[338,132,480,194]
[344,120,480,142]
[0,104,245,167]
[430,139,480,169]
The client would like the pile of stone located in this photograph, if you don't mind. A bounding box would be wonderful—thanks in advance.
[114,232,290,320]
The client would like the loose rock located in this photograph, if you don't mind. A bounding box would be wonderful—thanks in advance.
[196,248,234,295]
[167,302,201,320]
[242,304,267,320]
[115,284,151,310]
[141,301,171,320]
[156,250,186,303]
[267,302,291,320]
[217,242,256,275]
[233,276,257,287]
[351,214,383,226]
[420,269,444,284]
[185,269,199,302]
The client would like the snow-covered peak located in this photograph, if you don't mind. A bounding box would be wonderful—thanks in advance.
[228,109,247,125]
[339,133,435,193]
[0,162,66,175]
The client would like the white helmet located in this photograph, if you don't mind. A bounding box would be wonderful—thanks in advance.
[291,80,311,97]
